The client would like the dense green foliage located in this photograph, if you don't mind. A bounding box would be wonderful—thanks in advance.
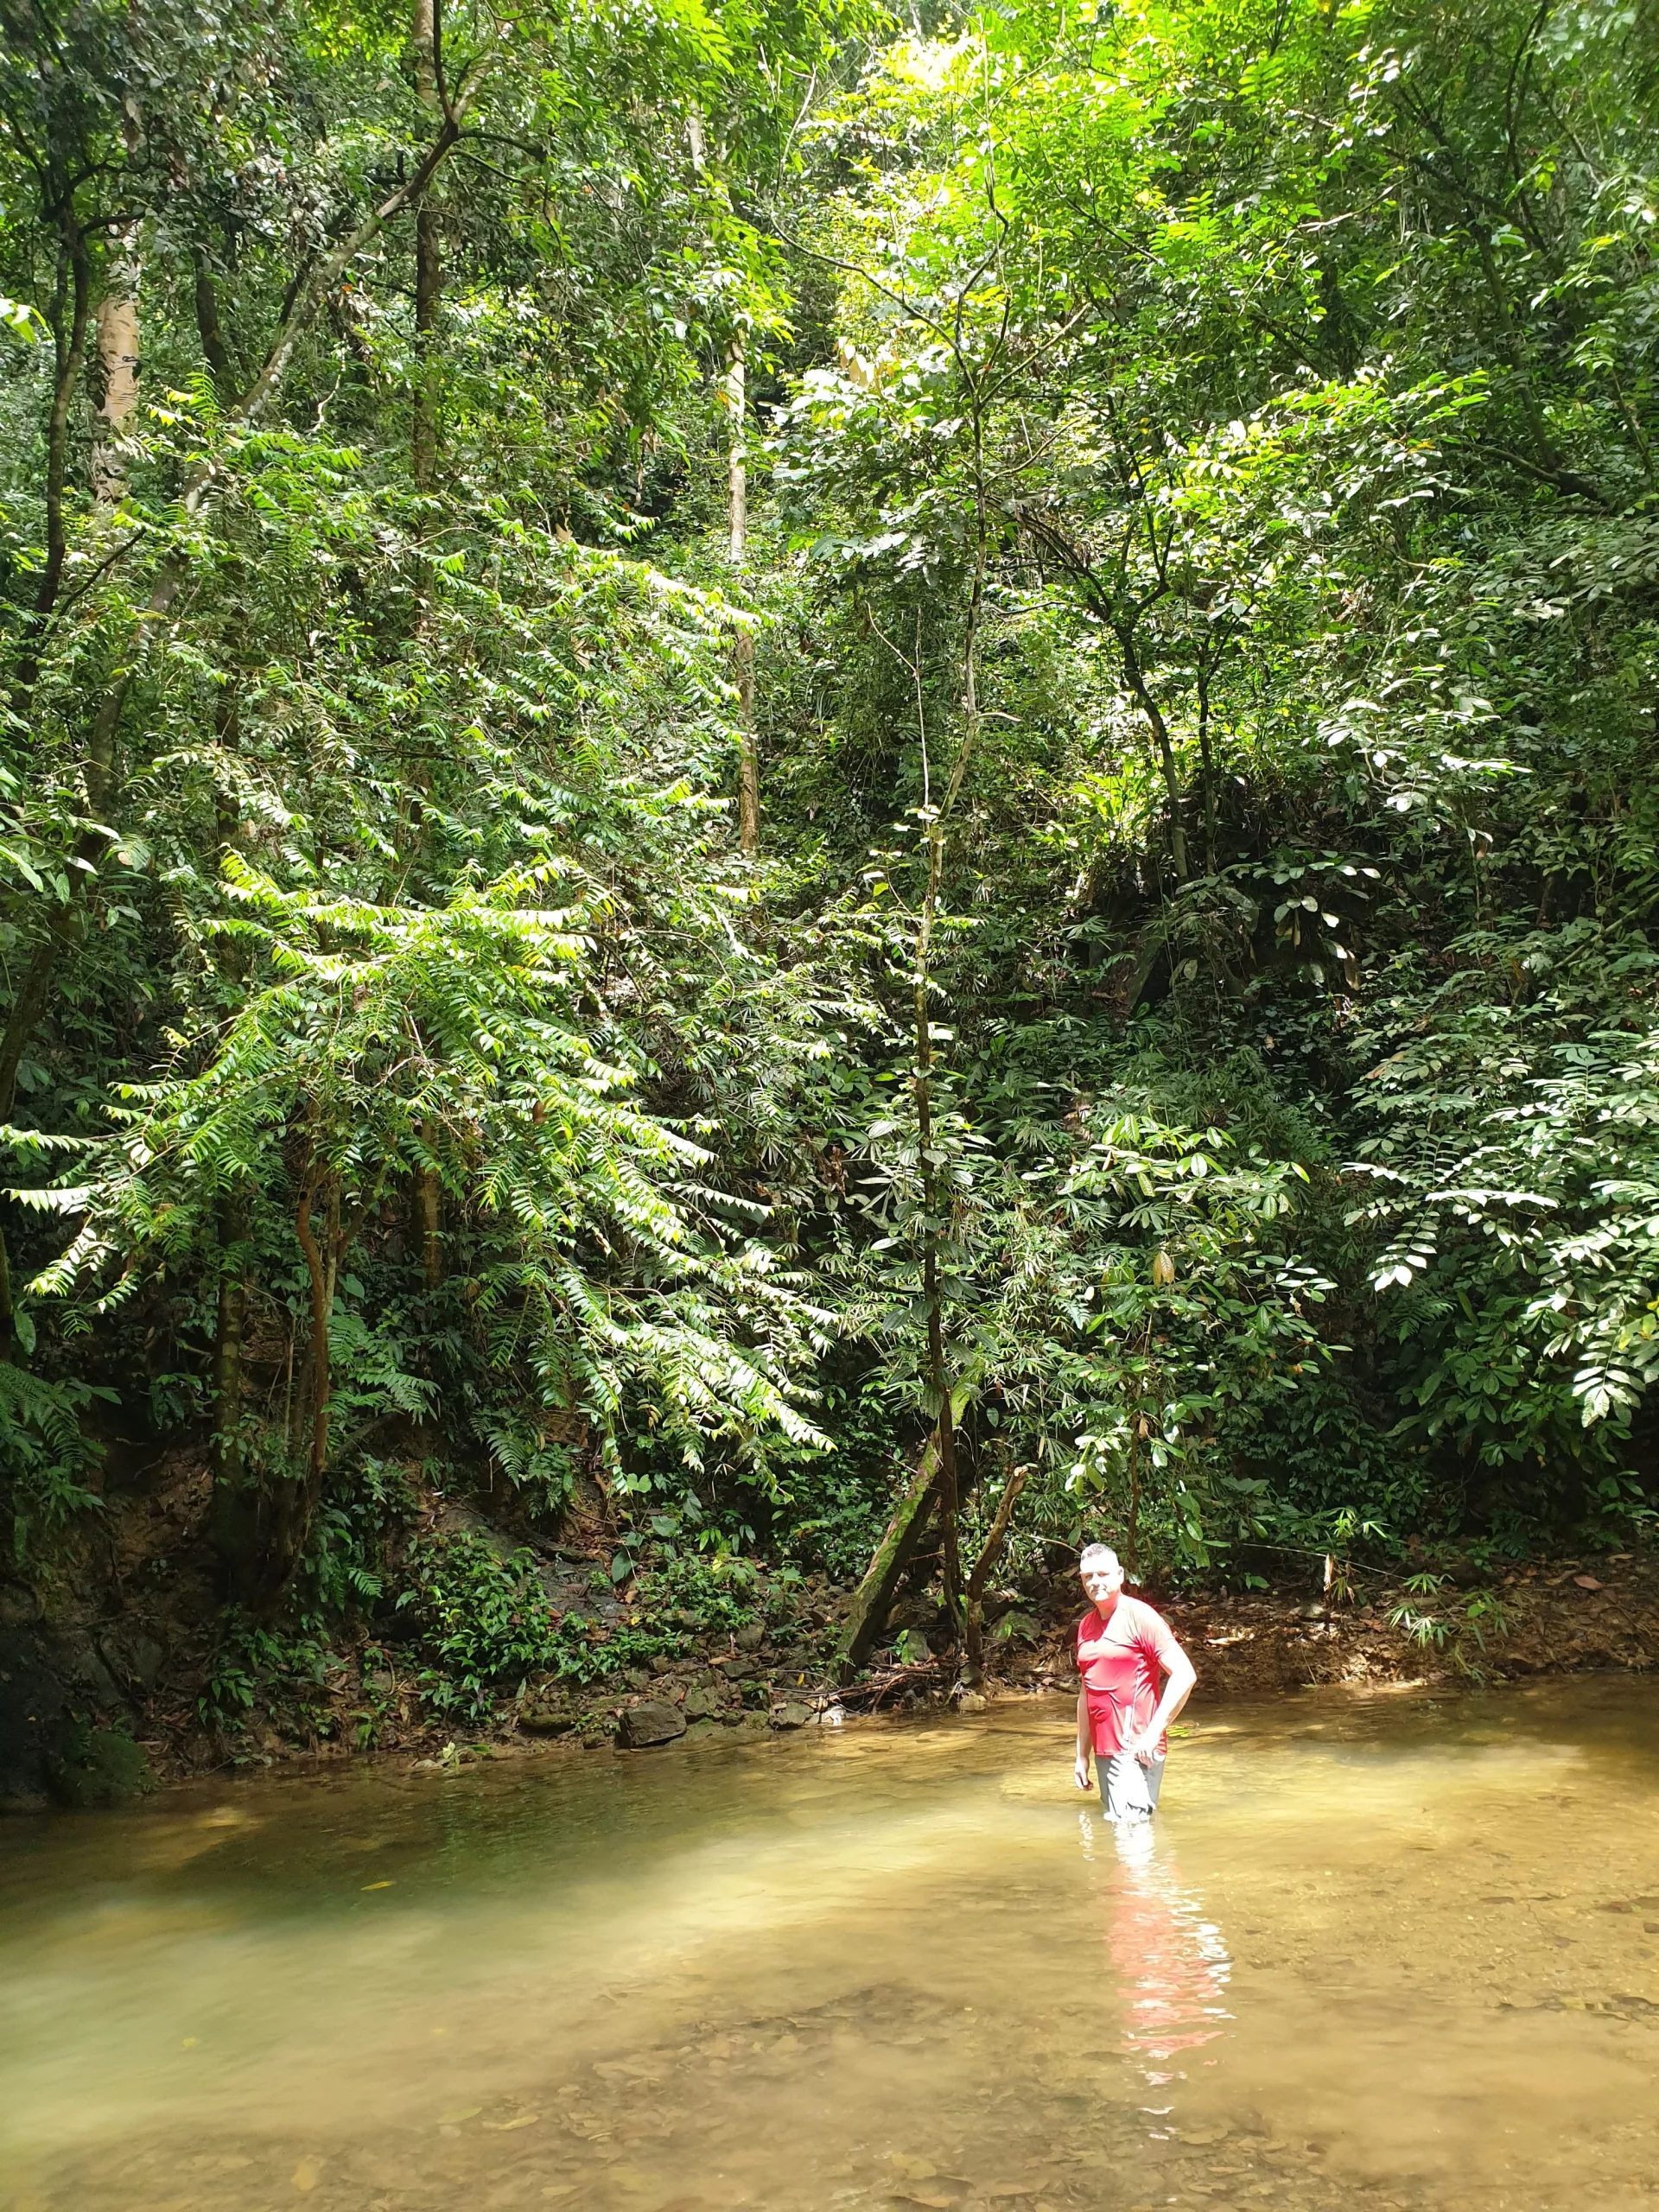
[4,0,1657,1700]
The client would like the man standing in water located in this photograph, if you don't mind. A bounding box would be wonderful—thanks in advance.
[1072,1543,1197,1821]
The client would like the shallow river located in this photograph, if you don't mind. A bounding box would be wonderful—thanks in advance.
[3,1680,1657,2212]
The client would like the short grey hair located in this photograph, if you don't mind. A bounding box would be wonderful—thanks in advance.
[1078,1543,1122,1576]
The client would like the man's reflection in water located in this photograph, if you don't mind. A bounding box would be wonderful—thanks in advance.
[1081,1814,1232,2089]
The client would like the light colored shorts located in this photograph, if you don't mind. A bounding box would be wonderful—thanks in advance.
[1098,1749,1166,1821]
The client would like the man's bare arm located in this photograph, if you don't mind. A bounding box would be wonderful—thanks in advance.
[1126,1647,1197,1763]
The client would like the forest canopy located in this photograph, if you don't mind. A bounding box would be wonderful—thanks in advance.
[3,0,1657,1708]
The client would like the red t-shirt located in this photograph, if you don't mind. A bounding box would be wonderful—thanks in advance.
[1075,1596,1185,1758]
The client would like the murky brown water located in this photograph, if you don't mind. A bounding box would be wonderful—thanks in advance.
[2,1679,1656,2212]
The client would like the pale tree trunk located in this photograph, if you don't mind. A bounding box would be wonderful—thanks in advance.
[727,338,760,852]
[92,226,142,505]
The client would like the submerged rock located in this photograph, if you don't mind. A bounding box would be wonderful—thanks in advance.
[617,1700,687,1749]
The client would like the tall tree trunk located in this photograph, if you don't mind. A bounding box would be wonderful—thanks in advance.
[91,225,141,505]
[727,337,760,853]
[411,0,438,106]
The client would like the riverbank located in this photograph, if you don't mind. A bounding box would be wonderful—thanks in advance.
[4,1479,1653,1808]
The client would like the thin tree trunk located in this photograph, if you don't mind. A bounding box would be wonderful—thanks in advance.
[212,1199,247,1490]
[264,1166,336,1605]
[39,218,92,609]
[0,906,77,1354]
[92,226,141,505]
[10,216,91,701]
[413,197,441,489]
[411,0,442,493]
[1469,226,1596,499]
[917,1053,962,1627]
[295,1173,333,1488]
[407,172,443,1283]
[728,337,760,852]
[1118,626,1188,880]
[836,1433,940,1682]
[912,527,987,1640]
[192,249,236,397]
[0,1204,15,1363]
[410,2,446,1284]
[257,1175,330,1612]
[1196,663,1217,877]
[419,1122,442,1289]
[962,1463,1031,1687]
